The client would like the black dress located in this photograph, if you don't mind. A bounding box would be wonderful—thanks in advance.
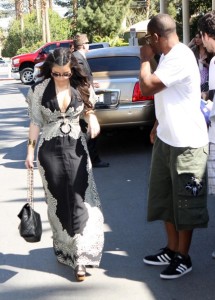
[26,78,104,268]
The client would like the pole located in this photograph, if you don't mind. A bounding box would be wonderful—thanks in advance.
[182,0,190,45]
[160,0,168,14]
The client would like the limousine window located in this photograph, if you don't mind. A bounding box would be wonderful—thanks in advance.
[88,56,140,72]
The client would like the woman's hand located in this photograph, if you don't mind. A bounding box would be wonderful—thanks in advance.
[25,153,34,169]
[87,113,100,138]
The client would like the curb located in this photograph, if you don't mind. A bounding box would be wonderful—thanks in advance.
[0,78,14,80]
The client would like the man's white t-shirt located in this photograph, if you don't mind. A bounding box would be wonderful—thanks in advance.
[208,56,215,143]
[154,42,208,148]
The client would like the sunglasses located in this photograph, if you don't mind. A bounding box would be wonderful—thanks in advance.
[144,33,152,44]
[51,72,72,78]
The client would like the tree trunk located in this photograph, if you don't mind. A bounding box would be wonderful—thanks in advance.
[41,0,46,43]
[146,0,150,20]
[45,5,51,42]
[35,0,40,25]
[48,0,53,10]
[72,0,78,28]
[28,0,34,13]
[41,0,51,43]
[15,0,24,46]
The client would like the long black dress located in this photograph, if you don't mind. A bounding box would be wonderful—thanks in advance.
[26,78,104,268]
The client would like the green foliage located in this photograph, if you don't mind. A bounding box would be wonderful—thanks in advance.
[48,9,71,40]
[75,0,132,40]
[2,9,71,57]
[2,0,214,58]
[2,20,22,57]
[93,34,128,47]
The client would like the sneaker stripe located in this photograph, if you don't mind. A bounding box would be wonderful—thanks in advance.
[158,254,171,263]
[160,255,192,279]
[176,264,187,273]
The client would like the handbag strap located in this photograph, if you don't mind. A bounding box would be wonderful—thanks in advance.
[27,168,34,207]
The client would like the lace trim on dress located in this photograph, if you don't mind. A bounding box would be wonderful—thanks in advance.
[37,160,104,268]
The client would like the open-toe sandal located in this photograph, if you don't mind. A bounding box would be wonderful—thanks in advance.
[75,265,86,281]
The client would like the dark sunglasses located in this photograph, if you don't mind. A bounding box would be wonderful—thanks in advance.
[144,33,152,44]
[51,72,72,78]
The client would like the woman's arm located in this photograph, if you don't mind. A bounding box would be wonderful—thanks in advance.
[85,110,100,138]
[25,123,40,169]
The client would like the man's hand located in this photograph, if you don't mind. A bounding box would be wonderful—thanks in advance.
[140,44,155,62]
[150,120,158,144]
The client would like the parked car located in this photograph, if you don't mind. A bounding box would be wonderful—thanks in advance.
[88,42,110,50]
[11,40,73,84]
[0,57,6,65]
[86,46,156,129]
[11,41,110,85]
[32,42,110,83]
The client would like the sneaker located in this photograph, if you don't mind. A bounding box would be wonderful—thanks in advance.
[143,247,176,266]
[212,251,215,259]
[160,253,192,279]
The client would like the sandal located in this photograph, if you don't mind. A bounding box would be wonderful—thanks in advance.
[75,265,86,281]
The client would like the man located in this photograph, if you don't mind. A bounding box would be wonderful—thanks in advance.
[139,14,209,279]
[73,34,109,168]
[198,11,215,259]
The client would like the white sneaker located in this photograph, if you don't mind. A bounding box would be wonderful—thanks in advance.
[212,251,215,259]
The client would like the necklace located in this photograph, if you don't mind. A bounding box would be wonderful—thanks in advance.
[55,83,72,134]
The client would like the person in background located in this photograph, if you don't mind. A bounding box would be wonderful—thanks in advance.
[73,34,109,168]
[139,13,209,279]
[198,10,215,259]
[188,31,212,92]
[25,47,104,281]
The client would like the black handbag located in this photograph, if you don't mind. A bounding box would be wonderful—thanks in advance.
[18,168,42,242]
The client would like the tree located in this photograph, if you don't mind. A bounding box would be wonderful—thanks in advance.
[2,9,70,57]
[75,0,132,40]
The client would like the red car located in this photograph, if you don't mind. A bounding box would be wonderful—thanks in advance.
[11,40,73,84]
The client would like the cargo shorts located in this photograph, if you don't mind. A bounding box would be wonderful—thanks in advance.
[147,137,209,230]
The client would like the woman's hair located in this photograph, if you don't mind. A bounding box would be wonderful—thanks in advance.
[192,31,213,63]
[40,47,93,109]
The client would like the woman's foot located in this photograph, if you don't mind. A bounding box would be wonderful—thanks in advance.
[75,265,86,281]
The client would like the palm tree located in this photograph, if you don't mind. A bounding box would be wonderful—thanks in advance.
[15,0,24,46]
[41,0,50,42]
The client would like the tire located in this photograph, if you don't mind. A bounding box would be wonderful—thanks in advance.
[20,67,34,84]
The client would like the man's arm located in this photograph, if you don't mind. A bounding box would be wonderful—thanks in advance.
[139,45,166,96]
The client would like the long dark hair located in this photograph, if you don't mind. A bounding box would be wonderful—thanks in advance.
[40,47,93,109]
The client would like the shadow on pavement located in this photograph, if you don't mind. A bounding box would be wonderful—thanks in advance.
[0,248,75,283]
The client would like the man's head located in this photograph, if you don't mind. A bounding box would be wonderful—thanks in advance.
[145,14,178,54]
[198,11,215,53]
[73,34,90,52]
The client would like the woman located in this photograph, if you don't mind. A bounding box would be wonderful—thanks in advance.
[189,32,212,92]
[25,47,104,281]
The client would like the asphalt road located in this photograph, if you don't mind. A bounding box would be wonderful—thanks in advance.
[0,80,215,300]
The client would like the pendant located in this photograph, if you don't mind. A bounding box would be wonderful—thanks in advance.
[59,114,71,134]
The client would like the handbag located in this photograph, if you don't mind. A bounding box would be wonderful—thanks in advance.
[17,168,42,242]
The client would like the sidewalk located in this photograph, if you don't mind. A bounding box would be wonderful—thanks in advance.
[0,81,155,300]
